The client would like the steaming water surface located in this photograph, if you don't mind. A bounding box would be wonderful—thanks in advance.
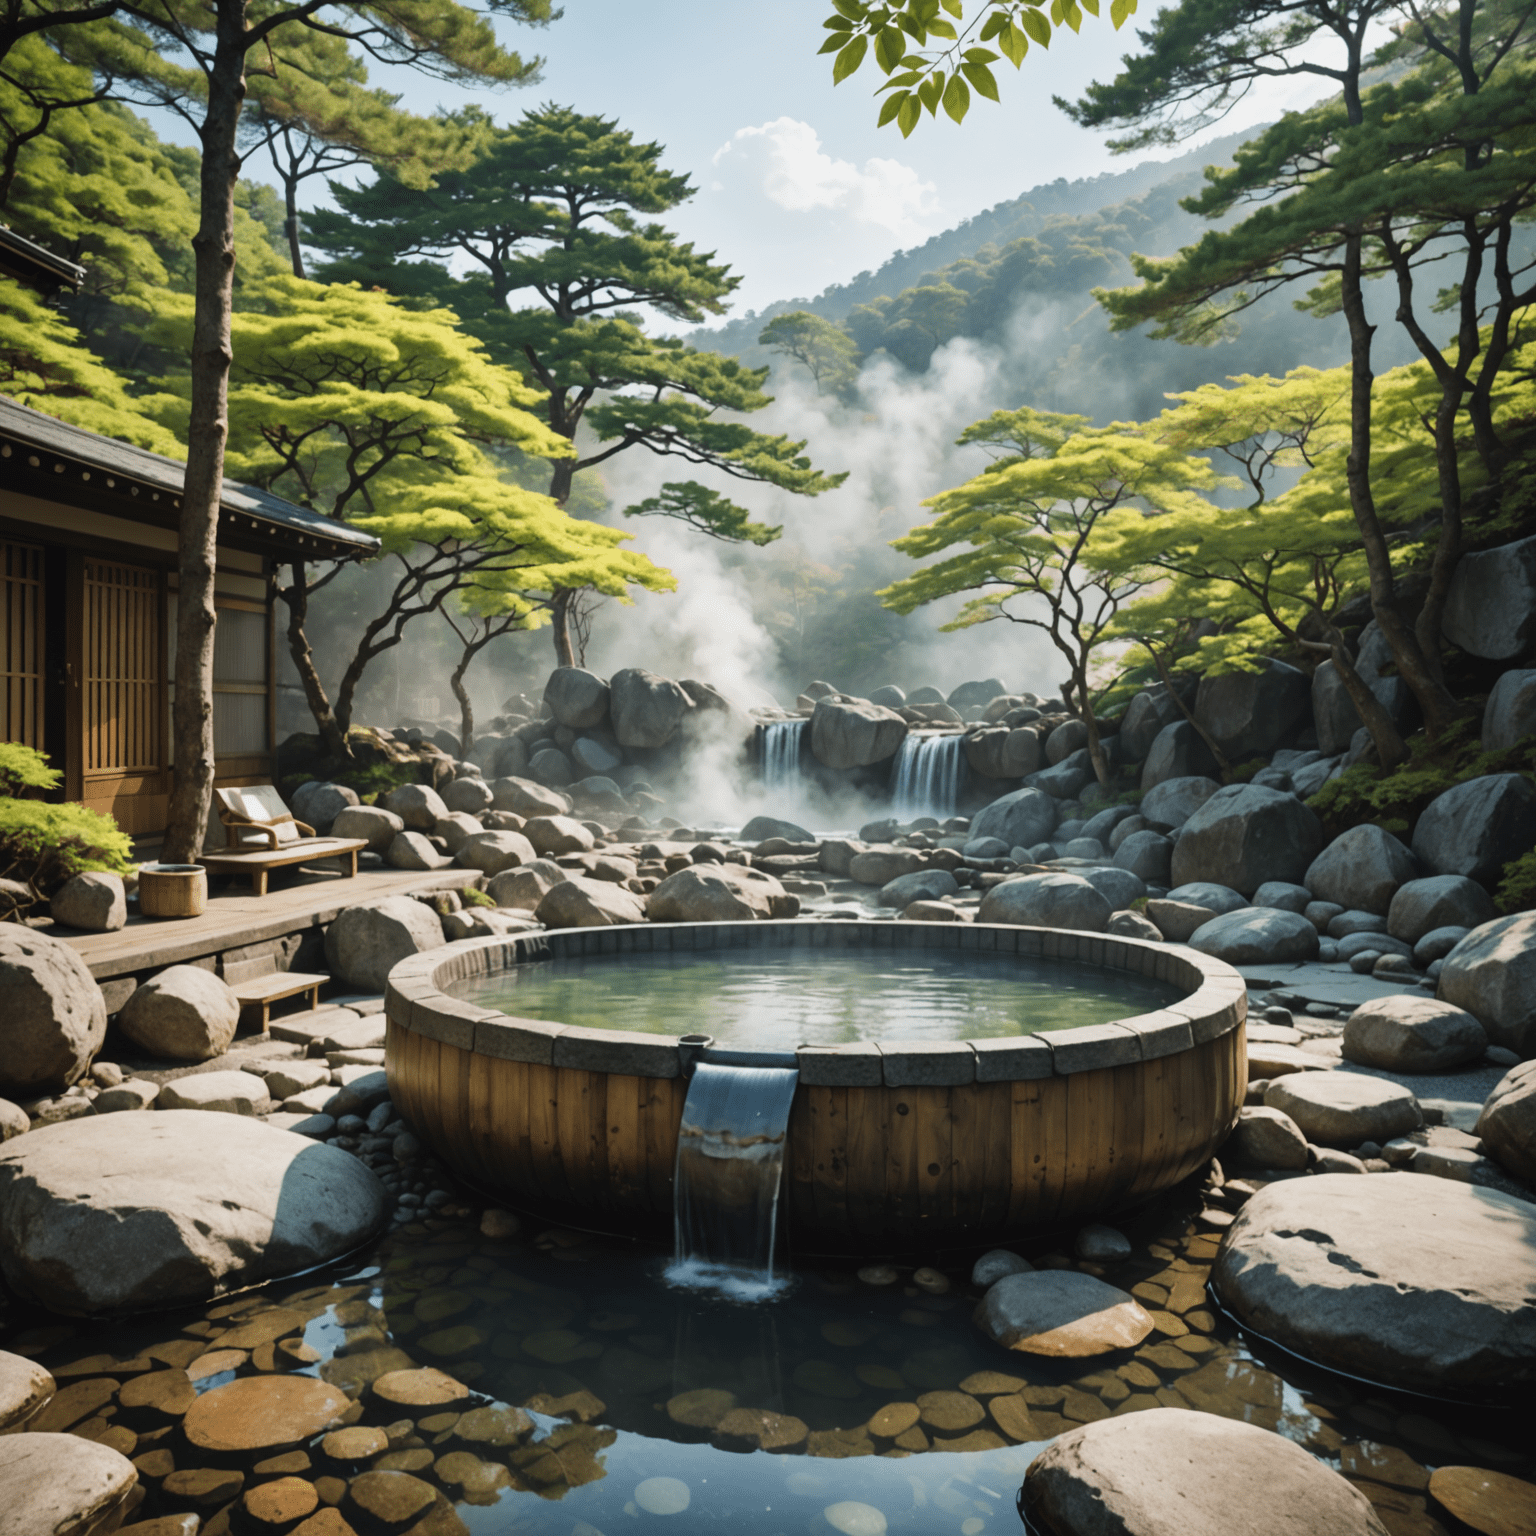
[447,948,1179,1048]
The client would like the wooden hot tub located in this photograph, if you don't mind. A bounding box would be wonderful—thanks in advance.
[384,920,1246,1257]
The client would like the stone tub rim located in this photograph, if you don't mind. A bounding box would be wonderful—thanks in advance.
[384,918,1246,1088]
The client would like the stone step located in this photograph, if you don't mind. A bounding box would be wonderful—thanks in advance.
[269,1007,385,1056]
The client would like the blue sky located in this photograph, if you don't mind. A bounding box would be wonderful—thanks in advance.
[347,0,1336,319]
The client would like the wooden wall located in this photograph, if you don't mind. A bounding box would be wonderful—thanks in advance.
[388,1018,1245,1256]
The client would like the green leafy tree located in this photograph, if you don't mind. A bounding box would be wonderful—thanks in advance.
[14,0,549,863]
[759,308,864,395]
[880,405,1219,784]
[1079,0,1536,763]
[147,276,670,760]
[305,104,847,665]
[819,0,1141,134]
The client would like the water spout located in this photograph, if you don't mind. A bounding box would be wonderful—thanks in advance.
[891,732,967,821]
[666,1062,799,1302]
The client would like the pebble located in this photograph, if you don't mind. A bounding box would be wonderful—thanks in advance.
[1428,1465,1536,1535]
[856,1264,899,1286]
[911,1267,950,1294]
[634,1476,691,1514]
[241,1476,319,1528]
[915,1390,983,1432]
[182,1377,350,1453]
[823,1500,888,1536]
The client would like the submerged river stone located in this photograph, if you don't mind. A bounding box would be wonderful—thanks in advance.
[0,1430,140,1536]
[1022,1408,1389,1536]
[184,1376,350,1454]
[1213,1172,1536,1392]
[0,1113,386,1315]
[973,1271,1154,1356]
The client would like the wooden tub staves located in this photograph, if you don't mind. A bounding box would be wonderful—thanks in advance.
[385,921,1247,1257]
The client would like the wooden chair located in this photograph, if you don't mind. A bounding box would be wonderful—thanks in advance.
[198,786,369,896]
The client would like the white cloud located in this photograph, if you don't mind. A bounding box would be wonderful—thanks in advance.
[711,117,938,244]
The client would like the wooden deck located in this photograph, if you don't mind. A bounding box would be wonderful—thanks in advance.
[57,867,478,980]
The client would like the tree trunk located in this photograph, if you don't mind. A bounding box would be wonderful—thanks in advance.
[282,169,305,279]
[450,647,474,755]
[550,587,576,668]
[1328,639,1406,767]
[1148,644,1230,776]
[280,561,349,761]
[162,0,247,864]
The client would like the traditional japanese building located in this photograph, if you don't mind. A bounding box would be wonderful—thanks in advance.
[0,394,377,837]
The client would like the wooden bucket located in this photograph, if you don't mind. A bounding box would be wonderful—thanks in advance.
[137,863,207,919]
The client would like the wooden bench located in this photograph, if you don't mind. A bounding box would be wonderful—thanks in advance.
[229,969,330,1030]
[198,786,369,897]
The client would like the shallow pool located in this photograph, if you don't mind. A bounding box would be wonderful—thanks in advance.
[446,947,1179,1048]
[3,1177,1523,1535]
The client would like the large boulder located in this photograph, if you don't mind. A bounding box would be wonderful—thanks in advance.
[809,696,907,769]
[1045,718,1089,764]
[1021,1410,1388,1536]
[455,830,537,876]
[848,848,924,886]
[963,726,1040,780]
[977,873,1112,933]
[1027,749,1095,800]
[544,666,610,730]
[434,812,484,857]
[1140,721,1219,790]
[973,1270,1153,1356]
[1304,823,1419,915]
[571,734,622,776]
[535,876,647,928]
[647,865,793,923]
[1166,881,1246,914]
[486,859,567,911]
[527,746,574,787]
[116,965,239,1062]
[1212,1172,1536,1391]
[1263,1074,1420,1146]
[1078,867,1146,911]
[440,776,494,816]
[1341,995,1488,1073]
[969,787,1058,851]
[877,869,961,908]
[48,872,125,933]
[490,776,571,818]
[1476,1061,1536,1185]
[380,782,448,832]
[1483,668,1536,751]
[1442,531,1536,659]
[331,805,404,855]
[385,831,450,871]
[1227,1106,1309,1169]
[324,897,445,993]
[522,815,595,857]
[0,1112,386,1315]
[291,780,358,835]
[0,1433,140,1536]
[1387,874,1497,944]
[1171,784,1323,896]
[948,677,1008,708]
[1194,659,1311,760]
[610,667,691,749]
[1118,687,1185,761]
[0,925,106,1099]
[1312,624,1419,757]
[1412,773,1536,885]
[1111,831,1173,885]
[1438,911,1536,1057]
[1187,908,1319,965]
[1139,775,1220,832]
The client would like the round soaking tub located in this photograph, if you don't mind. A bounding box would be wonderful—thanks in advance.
[384,920,1247,1257]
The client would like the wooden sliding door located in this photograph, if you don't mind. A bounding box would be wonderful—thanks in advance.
[78,557,167,834]
[1,538,45,752]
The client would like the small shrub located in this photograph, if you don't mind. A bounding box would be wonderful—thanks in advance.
[0,800,135,906]
[334,761,419,805]
[461,886,494,909]
[0,742,61,795]
[1495,850,1536,914]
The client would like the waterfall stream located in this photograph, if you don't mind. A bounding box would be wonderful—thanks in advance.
[756,719,806,795]
[890,732,967,821]
[666,1062,800,1301]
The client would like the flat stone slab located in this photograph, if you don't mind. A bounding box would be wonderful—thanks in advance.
[1022,1408,1389,1536]
[1238,962,1424,1008]
[1263,1073,1421,1146]
[973,1270,1153,1357]
[1212,1172,1536,1392]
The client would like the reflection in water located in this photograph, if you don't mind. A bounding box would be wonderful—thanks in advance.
[668,1063,801,1302]
[451,949,1179,1048]
[3,1180,1528,1535]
